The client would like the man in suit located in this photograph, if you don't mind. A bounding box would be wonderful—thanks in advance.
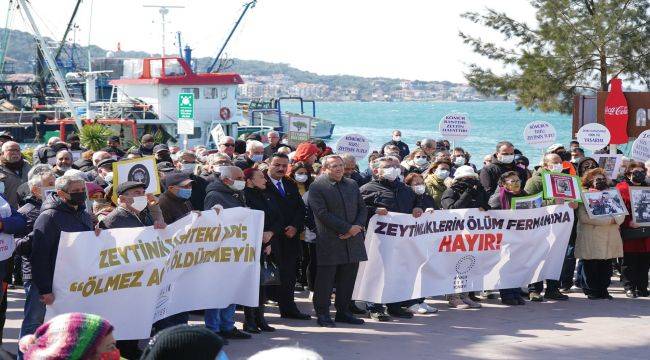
[308,155,367,327]
[264,153,310,320]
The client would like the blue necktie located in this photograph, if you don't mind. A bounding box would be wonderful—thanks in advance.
[276,180,286,197]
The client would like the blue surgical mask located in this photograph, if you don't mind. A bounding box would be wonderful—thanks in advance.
[251,154,264,163]
[176,188,192,199]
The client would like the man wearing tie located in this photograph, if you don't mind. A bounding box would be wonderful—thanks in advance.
[264,153,310,320]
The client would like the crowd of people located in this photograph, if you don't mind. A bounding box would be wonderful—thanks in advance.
[0,127,645,359]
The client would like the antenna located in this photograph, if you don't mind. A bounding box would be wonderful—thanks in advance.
[143,4,184,57]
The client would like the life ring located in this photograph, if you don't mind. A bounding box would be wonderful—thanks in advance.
[219,107,231,120]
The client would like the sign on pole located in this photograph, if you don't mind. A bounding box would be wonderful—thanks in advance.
[523,121,556,149]
[287,116,311,146]
[178,93,194,136]
[576,123,610,151]
[439,113,471,141]
[631,129,650,162]
[336,134,370,160]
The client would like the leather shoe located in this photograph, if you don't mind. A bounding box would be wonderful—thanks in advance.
[335,312,365,325]
[220,328,252,340]
[349,302,367,315]
[626,289,638,298]
[369,311,390,322]
[387,307,413,319]
[544,290,569,300]
[501,298,519,306]
[316,315,336,327]
[281,312,311,320]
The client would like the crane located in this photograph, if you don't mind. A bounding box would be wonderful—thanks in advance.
[206,0,257,73]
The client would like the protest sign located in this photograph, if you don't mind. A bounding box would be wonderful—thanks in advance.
[630,186,650,226]
[631,129,650,162]
[592,154,622,180]
[210,124,226,146]
[352,205,574,304]
[0,197,14,261]
[46,207,264,340]
[576,123,610,151]
[582,188,628,219]
[541,171,582,202]
[439,113,470,141]
[511,192,543,210]
[287,116,311,146]
[336,134,369,160]
[112,156,160,202]
[523,121,556,148]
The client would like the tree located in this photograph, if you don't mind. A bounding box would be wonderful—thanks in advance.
[459,0,650,114]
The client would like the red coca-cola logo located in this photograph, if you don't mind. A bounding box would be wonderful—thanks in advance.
[605,106,628,116]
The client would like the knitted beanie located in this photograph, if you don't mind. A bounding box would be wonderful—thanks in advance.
[293,143,319,163]
[140,325,224,360]
[24,312,113,360]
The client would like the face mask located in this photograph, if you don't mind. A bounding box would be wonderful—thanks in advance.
[413,184,426,195]
[454,156,466,166]
[104,172,114,183]
[550,163,564,173]
[251,154,264,163]
[99,348,121,360]
[143,143,154,150]
[281,139,289,145]
[414,157,428,166]
[182,163,196,173]
[130,196,148,212]
[631,171,645,184]
[67,191,87,206]
[386,152,400,158]
[392,135,401,142]
[435,169,449,180]
[295,174,308,183]
[594,178,608,190]
[176,188,192,199]
[381,167,399,181]
[498,155,514,164]
[228,180,246,191]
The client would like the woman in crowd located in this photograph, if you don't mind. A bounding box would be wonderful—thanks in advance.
[401,148,430,175]
[576,168,624,300]
[290,161,313,291]
[423,160,452,208]
[616,161,650,297]
[20,312,119,360]
[576,157,599,177]
[450,147,476,175]
[242,168,281,333]
[487,171,528,305]
[405,173,436,210]
[441,165,489,309]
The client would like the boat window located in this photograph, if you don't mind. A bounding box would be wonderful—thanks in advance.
[122,59,143,79]
[181,88,200,99]
[203,88,217,99]
[164,59,185,76]
[150,59,163,78]
[188,126,202,139]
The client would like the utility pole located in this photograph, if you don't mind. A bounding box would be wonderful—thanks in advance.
[143,5,184,57]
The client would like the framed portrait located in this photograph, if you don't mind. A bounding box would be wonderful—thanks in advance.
[582,188,628,219]
[592,154,622,180]
[511,192,544,210]
[629,186,650,226]
[541,171,582,202]
[111,156,161,203]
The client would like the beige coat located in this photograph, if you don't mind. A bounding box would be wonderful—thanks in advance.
[575,205,624,260]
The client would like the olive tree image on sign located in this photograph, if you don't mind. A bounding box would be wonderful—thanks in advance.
[111,156,161,202]
[287,116,311,146]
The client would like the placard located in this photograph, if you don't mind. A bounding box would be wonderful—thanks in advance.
[541,171,582,202]
[336,134,369,160]
[287,116,311,146]
[510,192,543,210]
[592,154,623,180]
[439,113,470,140]
[576,123,610,151]
[210,124,226,146]
[177,119,194,135]
[523,121,556,148]
[582,188,628,219]
[112,156,161,202]
[630,186,650,226]
[631,129,650,162]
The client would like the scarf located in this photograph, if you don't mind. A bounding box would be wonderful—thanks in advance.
[498,186,513,210]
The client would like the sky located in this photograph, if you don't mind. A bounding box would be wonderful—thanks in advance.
[7,0,539,83]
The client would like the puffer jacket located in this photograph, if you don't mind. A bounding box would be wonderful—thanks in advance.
[424,173,447,208]
[575,204,624,260]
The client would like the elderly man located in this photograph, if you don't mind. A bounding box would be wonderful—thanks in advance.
[308,155,367,327]
[480,141,528,196]
[263,131,281,160]
[218,136,236,159]
[235,140,264,170]
[0,141,31,208]
[31,175,93,307]
[341,153,366,186]
[91,158,116,188]
[52,150,73,177]
[91,151,112,168]
[158,172,194,225]
[381,130,409,159]
[264,153,309,320]
[99,181,165,230]
[203,165,251,341]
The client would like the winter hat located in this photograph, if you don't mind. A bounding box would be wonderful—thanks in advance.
[22,312,113,360]
[292,143,319,163]
[546,143,565,154]
[454,165,478,180]
[140,325,225,360]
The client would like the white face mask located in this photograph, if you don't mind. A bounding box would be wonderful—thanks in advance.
[229,179,246,191]
[182,163,196,173]
[130,196,148,212]
[381,167,399,181]
[435,169,450,179]
[454,156,466,166]
[413,184,426,195]
[498,155,515,164]
[414,157,428,166]
[550,163,564,173]
[294,174,308,183]
[392,135,401,142]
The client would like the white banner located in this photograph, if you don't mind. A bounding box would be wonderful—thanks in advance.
[47,207,263,340]
[353,205,573,304]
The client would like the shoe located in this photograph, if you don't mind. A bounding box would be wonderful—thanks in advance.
[387,307,414,318]
[482,291,499,300]
[448,296,470,309]
[501,298,519,306]
[545,290,569,300]
[420,303,438,313]
[316,314,336,327]
[349,301,367,315]
[243,308,261,334]
[280,312,311,320]
[529,292,544,302]
[468,293,482,302]
[460,294,482,308]
[560,287,572,293]
[335,312,365,325]
[254,308,276,332]
[516,297,526,305]
[407,303,428,315]
[626,289,638,298]
[369,311,390,321]
[637,290,649,297]
[220,328,252,340]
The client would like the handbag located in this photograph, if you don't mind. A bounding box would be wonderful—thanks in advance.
[621,226,650,241]
[260,254,281,286]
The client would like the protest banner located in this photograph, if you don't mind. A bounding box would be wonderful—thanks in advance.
[439,113,470,141]
[631,129,650,162]
[287,116,312,146]
[576,123,610,151]
[46,207,264,340]
[630,186,650,226]
[582,188,628,219]
[0,196,13,261]
[112,156,161,202]
[523,121,556,148]
[352,205,573,304]
[336,134,370,160]
[541,171,582,202]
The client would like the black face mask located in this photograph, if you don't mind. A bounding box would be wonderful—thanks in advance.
[631,171,646,184]
[67,191,87,206]
[594,179,609,190]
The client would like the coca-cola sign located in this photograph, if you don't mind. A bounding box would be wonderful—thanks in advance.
[604,106,628,116]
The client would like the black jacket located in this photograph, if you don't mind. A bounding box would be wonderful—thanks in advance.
[263,174,305,234]
[359,178,421,221]
[416,193,438,210]
[263,144,281,160]
[244,187,284,236]
[31,193,93,295]
[158,191,193,224]
[189,174,208,211]
[204,179,246,209]
[441,178,490,210]
[381,140,410,159]
[139,145,154,156]
[479,155,528,196]
[72,158,94,172]
[15,197,41,281]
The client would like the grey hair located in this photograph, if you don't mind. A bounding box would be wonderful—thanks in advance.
[28,163,53,180]
[320,154,343,168]
[218,136,235,145]
[340,153,356,163]
[56,149,72,158]
[216,165,242,180]
[54,175,85,192]
[421,138,436,148]
[371,156,394,169]
[246,140,264,153]
[208,153,232,166]
[28,171,54,189]
[267,130,279,137]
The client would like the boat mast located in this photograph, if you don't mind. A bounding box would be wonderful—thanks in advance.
[143,4,184,57]
[206,0,257,73]
[18,0,82,130]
